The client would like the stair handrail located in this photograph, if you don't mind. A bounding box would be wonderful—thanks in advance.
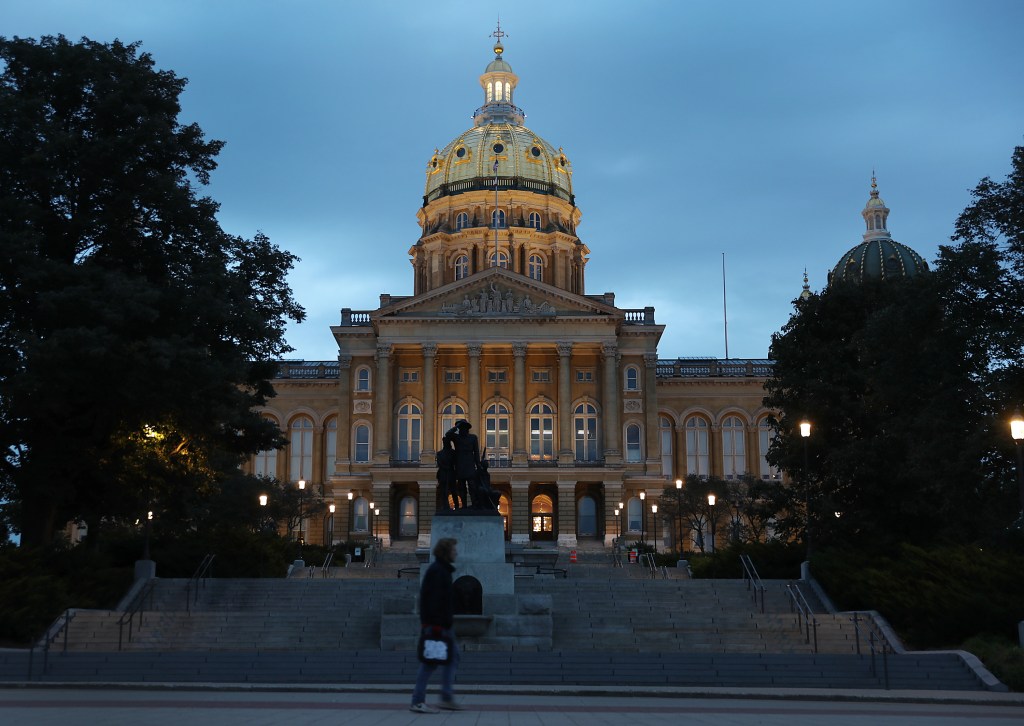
[28,607,76,679]
[738,553,766,613]
[320,551,334,578]
[638,552,658,578]
[849,612,892,688]
[365,536,382,568]
[117,579,156,651]
[785,581,819,652]
[185,553,216,614]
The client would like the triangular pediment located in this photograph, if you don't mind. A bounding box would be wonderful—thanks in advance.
[375,268,619,321]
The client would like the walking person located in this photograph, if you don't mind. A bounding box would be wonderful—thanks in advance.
[410,537,463,713]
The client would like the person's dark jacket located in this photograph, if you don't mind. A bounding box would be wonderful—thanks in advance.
[419,558,455,628]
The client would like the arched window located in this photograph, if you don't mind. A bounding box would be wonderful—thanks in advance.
[354,423,370,463]
[289,416,314,482]
[491,209,506,229]
[485,402,510,463]
[498,494,510,537]
[685,417,709,477]
[455,212,469,231]
[528,212,541,230]
[722,415,746,479]
[574,402,599,462]
[253,416,279,478]
[488,250,509,269]
[528,254,544,281]
[396,403,421,461]
[495,81,503,101]
[578,496,596,536]
[627,497,642,533]
[659,415,674,476]
[400,496,418,537]
[454,254,469,280]
[323,417,337,479]
[625,366,640,391]
[355,367,371,392]
[353,497,369,532]
[625,423,643,463]
[487,81,493,102]
[504,82,510,101]
[440,401,465,445]
[758,418,780,480]
[529,402,555,460]
[875,212,883,229]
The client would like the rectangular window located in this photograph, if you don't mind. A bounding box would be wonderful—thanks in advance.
[532,369,551,383]
[444,369,463,383]
[400,369,419,383]
[575,370,594,383]
[487,369,507,383]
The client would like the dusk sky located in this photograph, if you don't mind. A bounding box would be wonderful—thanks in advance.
[6,0,1024,360]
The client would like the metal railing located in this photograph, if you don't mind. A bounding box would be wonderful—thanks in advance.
[785,581,819,652]
[850,612,894,689]
[318,552,334,578]
[365,536,382,568]
[28,608,76,679]
[185,554,216,614]
[118,580,156,651]
[739,554,767,613]
[638,553,663,579]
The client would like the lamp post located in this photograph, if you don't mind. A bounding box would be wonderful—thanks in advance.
[142,509,153,561]
[297,479,306,561]
[1011,409,1024,523]
[369,501,375,542]
[618,501,624,541]
[675,479,683,554]
[324,504,335,547]
[800,420,812,558]
[613,508,620,539]
[258,494,269,577]
[639,491,646,546]
[707,493,717,554]
[651,504,658,554]
[374,508,381,539]
[731,500,741,543]
[347,490,353,540]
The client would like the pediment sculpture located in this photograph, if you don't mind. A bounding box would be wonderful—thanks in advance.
[439,282,557,317]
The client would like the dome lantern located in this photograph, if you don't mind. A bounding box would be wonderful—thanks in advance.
[861,174,891,242]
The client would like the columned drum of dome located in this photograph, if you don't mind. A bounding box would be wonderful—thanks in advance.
[412,38,587,296]
[828,177,930,285]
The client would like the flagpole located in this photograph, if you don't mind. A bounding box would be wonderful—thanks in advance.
[493,158,499,268]
[722,252,729,360]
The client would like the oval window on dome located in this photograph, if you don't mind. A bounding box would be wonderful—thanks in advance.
[456,147,466,158]
[493,143,505,154]
[531,146,542,158]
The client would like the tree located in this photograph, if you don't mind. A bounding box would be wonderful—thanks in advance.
[0,36,304,547]
[763,273,993,549]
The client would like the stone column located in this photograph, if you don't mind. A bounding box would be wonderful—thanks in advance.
[311,424,325,487]
[512,342,528,465]
[372,483,391,546]
[419,479,437,536]
[373,343,392,464]
[557,482,577,547]
[604,480,623,546]
[336,355,352,469]
[643,353,660,472]
[601,342,621,463]
[675,425,686,479]
[420,343,438,465]
[710,422,721,478]
[556,341,574,465]
[510,479,530,544]
[467,343,482,426]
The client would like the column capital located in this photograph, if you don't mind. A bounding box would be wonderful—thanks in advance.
[557,341,574,358]
[422,343,438,358]
[601,342,618,358]
[337,354,352,368]
[466,343,483,358]
[512,341,528,358]
[375,343,393,360]
[643,352,659,368]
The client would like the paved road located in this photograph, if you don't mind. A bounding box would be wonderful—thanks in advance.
[2,686,1022,726]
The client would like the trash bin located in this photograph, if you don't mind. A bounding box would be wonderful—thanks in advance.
[352,547,364,563]
[344,553,352,566]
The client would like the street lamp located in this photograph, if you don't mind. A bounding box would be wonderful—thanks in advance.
[800,420,811,558]
[324,503,336,547]
[297,479,306,561]
[675,479,683,553]
[639,491,646,545]
[613,508,620,538]
[143,509,153,561]
[374,508,381,539]
[369,501,375,541]
[1011,408,1024,523]
[651,504,658,554]
[707,493,716,554]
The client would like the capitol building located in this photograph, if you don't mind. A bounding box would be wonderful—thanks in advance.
[247,35,925,551]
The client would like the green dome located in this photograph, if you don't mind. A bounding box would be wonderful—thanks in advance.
[829,239,929,284]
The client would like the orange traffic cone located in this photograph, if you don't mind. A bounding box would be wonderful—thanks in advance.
[569,549,577,563]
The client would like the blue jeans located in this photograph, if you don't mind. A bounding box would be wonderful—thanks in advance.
[411,628,459,705]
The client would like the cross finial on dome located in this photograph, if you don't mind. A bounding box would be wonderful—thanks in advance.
[800,268,812,300]
[870,169,879,198]
[490,18,507,56]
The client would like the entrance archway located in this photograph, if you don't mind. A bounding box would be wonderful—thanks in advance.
[530,493,555,541]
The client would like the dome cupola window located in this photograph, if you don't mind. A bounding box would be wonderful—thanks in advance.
[455,212,469,231]
[491,209,506,228]
[528,212,541,230]
[489,250,510,269]
[454,254,469,280]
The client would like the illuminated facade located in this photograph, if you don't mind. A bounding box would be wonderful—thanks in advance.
[252,37,775,549]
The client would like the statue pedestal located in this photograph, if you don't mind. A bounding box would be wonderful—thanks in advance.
[424,514,514,595]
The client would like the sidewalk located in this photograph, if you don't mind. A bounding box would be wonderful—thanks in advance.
[2,685,1023,726]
